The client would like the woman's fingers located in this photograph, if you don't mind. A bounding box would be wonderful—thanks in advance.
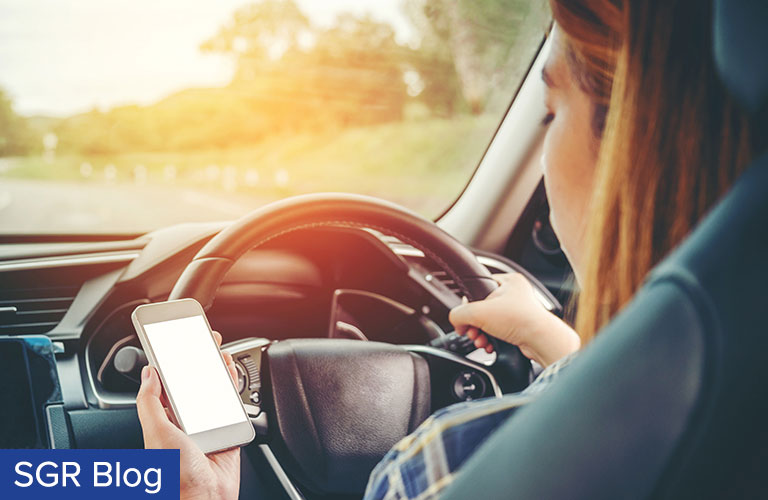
[466,327,478,340]
[452,305,496,352]
[222,351,237,384]
[474,333,495,353]
[449,299,495,334]
[136,367,174,441]
[473,334,489,350]
[460,326,496,353]
[159,387,171,410]
[227,363,238,384]
[212,331,237,383]
[222,351,233,366]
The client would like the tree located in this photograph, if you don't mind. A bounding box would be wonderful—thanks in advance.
[201,0,311,78]
[406,0,549,114]
[402,1,466,117]
[201,0,410,129]
[0,89,39,156]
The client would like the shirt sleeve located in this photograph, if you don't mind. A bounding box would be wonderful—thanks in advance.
[362,352,577,500]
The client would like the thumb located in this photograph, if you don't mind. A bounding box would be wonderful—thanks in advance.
[449,300,493,334]
[136,366,175,445]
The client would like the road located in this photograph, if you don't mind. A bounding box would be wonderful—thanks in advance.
[0,178,273,234]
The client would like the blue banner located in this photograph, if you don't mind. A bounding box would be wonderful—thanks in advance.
[0,449,179,498]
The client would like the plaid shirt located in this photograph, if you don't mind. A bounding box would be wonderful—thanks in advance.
[363,353,577,500]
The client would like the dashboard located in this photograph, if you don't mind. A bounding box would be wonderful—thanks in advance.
[0,221,559,497]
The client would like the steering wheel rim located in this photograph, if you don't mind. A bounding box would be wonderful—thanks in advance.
[171,192,499,305]
[168,193,531,385]
[167,193,533,494]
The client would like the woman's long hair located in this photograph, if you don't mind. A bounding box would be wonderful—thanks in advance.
[551,0,755,341]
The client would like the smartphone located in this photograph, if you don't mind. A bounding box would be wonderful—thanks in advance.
[131,298,255,453]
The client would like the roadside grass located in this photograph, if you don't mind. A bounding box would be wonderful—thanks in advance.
[0,115,497,218]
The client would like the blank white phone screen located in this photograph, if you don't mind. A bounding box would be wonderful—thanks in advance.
[143,315,246,435]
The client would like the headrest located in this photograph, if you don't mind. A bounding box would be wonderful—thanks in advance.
[714,0,768,114]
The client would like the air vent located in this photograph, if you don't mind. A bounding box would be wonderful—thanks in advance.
[372,230,560,313]
[429,270,462,295]
[0,286,79,335]
[371,231,463,294]
[365,230,425,258]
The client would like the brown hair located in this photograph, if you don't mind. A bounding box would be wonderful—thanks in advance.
[551,0,755,341]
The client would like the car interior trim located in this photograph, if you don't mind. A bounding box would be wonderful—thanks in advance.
[84,335,141,409]
[0,250,140,272]
[55,354,88,410]
[404,345,503,398]
[95,334,135,385]
[259,444,306,500]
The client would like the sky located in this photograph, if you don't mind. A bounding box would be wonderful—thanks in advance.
[0,0,416,117]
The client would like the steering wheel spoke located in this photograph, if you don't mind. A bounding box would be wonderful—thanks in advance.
[167,193,532,496]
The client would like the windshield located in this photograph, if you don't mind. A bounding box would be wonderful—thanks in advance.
[0,0,550,234]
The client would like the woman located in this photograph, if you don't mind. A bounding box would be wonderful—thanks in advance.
[136,0,760,498]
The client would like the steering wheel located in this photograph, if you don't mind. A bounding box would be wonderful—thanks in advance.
[168,193,532,496]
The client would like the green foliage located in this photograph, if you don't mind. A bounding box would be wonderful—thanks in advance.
[203,1,412,128]
[28,0,550,157]
[407,0,550,113]
[4,115,494,218]
[200,0,310,59]
[53,0,429,155]
[0,0,553,231]
[0,89,40,156]
[53,88,272,155]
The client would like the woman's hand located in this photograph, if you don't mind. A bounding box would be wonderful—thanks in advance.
[136,331,241,500]
[449,273,581,367]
